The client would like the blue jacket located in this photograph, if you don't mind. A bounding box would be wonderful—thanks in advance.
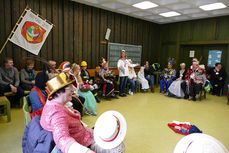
[22,116,55,153]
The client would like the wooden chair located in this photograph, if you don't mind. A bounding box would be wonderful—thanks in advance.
[0,96,11,122]
[4,90,30,107]
[199,89,207,101]
[227,85,229,105]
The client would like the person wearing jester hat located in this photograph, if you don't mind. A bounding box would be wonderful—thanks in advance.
[159,58,176,95]
[183,58,207,101]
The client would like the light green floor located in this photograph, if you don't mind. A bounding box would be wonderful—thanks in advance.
[1,90,229,153]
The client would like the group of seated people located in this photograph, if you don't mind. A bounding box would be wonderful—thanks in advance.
[0,52,227,153]
[159,57,226,101]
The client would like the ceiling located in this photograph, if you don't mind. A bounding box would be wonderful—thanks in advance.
[71,0,229,24]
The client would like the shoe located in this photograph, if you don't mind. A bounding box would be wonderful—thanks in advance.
[129,92,133,95]
[95,96,101,103]
[195,94,200,99]
[85,110,95,116]
[119,93,127,97]
[184,94,189,99]
[111,94,119,99]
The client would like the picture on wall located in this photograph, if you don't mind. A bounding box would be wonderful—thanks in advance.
[207,50,222,67]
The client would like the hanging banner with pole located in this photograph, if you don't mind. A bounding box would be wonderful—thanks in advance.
[0,7,53,55]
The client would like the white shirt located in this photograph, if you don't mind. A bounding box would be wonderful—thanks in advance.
[117,59,129,77]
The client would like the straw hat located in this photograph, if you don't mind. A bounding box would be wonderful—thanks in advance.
[94,111,127,149]
[174,133,229,153]
[46,72,75,97]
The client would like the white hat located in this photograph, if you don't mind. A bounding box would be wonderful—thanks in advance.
[94,110,127,149]
[199,64,205,70]
[174,133,229,153]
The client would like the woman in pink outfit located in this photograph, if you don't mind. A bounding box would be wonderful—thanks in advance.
[40,73,95,153]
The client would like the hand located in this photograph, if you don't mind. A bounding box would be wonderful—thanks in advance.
[219,77,223,80]
[86,150,95,153]
[31,80,35,84]
[176,78,181,81]
[10,84,17,93]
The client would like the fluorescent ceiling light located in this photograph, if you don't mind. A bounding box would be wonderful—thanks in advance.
[199,2,226,11]
[159,11,181,17]
[133,1,158,10]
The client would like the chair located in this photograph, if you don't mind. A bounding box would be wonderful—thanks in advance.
[23,96,31,126]
[0,96,11,122]
[227,85,229,105]
[198,89,206,101]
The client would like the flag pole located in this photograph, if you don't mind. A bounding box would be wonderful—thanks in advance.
[0,6,29,54]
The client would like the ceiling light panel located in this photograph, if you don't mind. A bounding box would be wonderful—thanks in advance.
[199,2,227,11]
[159,11,181,17]
[133,1,158,10]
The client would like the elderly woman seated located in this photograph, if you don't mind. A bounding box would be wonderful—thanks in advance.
[168,63,187,98]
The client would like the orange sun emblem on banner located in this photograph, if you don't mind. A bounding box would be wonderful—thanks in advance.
[21,21,46,44]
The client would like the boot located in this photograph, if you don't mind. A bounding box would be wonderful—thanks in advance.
[95,96,101,103]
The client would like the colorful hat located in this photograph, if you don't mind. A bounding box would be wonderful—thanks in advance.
[152,63,160,71]
[81,61,87,67]
[59,61,71,72]
[46,72,75,97]
[94,110,127,149]
[174,133,229,153]
[168,57,176,65]
[199,64,205,70]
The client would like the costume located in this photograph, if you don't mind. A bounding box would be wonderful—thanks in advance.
[128,67,140,94]
[168,68,187,97]
[160,58,176,93]
[29,71,49,118]
[70,71,97,116]
[184,65,207,100]
[80,61,100,102]
[40,73,126,153]
[138,67,149,90]
[160,68,176,93]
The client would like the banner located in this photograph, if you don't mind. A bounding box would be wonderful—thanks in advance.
[9,9,53,55]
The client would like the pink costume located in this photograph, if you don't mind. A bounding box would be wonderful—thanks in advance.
[40,100,94,153]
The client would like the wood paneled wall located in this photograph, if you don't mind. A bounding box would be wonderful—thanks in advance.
[159,16,229,67]
[0,0,160,69]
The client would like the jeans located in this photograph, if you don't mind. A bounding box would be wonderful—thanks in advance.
[145,75,154,88]
[119,76,128,94]
[128,79,140,92]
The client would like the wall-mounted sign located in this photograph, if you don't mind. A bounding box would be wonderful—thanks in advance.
[189,50,195,57]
